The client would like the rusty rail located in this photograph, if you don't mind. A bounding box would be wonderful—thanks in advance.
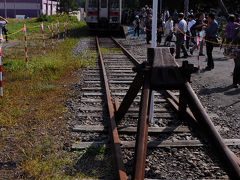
[133,72,151,180]
[183,82,240,178]
[95,37,127,180]
[111,37,240,179]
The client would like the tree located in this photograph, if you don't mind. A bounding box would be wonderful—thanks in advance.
[184,0,189,17]
[58,0,79,14]
[217,0,229,18]
[75,0,86,8]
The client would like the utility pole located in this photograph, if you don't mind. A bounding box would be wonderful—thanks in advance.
[47,0,49,15]
[14,0,16,18]
[4,0,7,18]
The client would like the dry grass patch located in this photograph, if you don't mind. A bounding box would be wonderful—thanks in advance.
[0,18,98,178]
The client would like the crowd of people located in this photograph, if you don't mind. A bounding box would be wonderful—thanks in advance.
[127,6,240,88]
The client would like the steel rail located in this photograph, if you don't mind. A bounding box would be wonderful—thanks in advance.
[95,37,127,180]
[111,37,240,179]
[133,72,151,180]
[165,90,240,168]
[183,82,240,179]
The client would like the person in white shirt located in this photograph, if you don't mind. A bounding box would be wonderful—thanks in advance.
[175,13,188,59]
[165,16,173,36]
[186,14,196,50]
[0,16,8,42]
[164,16,173,46]
[163,8,170,22]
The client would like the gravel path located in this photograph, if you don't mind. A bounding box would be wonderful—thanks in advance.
[119,37,240,139]
[118,37,239,179]
[66,38,113,179]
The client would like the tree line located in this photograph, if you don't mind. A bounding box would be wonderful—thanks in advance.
[57,0,239,15]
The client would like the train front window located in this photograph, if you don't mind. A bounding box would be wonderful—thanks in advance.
[89,0,98,8]
[110,0,119,8]
[101,0,107,8]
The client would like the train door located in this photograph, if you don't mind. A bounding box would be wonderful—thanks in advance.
[109,0,121,24]
[86,0,98,24]
[99,0,108,19]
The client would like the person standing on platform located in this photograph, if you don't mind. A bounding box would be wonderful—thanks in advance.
[163,8,170,23]
[231,24,240,88]
[190,13,206,56]
[157,14,164,46]
[175,13,188,59]
[164,16,173,46]
[225,15,235,44]
[134,15,140,37]
[186,14,196,50]
[205,13,218,70]
[0,16,8,42]
[173,9,178,25]
[145,13,152,44]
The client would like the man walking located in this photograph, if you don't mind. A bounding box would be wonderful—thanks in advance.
[186,14,196,50]
[145,13,152,44]
[190,13,206,56]
[205,13,218,70]
[175,13,188,59]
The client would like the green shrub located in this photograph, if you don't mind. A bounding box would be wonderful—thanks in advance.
[36,14,79,23]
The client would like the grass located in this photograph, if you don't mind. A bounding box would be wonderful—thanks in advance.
[0,15,104,179]
[100,47,122,54]
[5,14,84,41]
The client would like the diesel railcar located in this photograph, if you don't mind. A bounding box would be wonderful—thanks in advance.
[85,0,122,31]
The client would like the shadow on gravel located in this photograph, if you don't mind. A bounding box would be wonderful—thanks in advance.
[72,147,113,178]
[224,88,240,95]
[213,57,230,62]
[221,100,240,108]
[198,85,235,95]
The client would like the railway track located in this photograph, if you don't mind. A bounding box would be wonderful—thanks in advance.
[71,37,240,179]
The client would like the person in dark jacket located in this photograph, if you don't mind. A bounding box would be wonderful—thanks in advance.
[190,13,206,55]
[231,25,240,88]
[157,14,164,45]
[145,13,152,44]
[172,9,178,25]
[205,13,218,70]
[225,15,235,44]
[134,15,140,37]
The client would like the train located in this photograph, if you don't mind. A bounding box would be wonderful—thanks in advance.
[85,0,122,31]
